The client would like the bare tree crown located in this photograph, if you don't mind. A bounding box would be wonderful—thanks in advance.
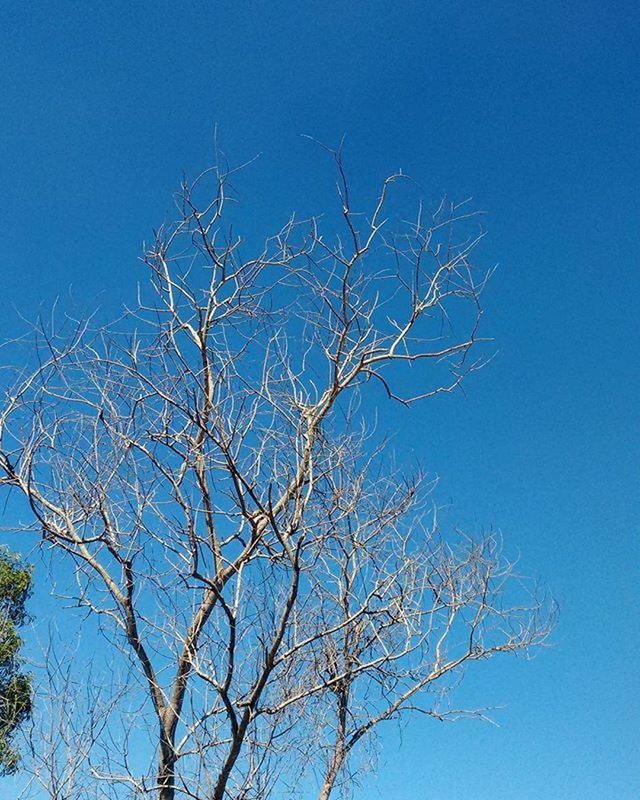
[0,149,552,800]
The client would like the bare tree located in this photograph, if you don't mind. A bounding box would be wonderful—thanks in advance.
[19,629,121,800]
[0,146,553,800]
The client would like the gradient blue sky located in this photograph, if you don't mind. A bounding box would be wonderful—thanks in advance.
[1,2,638,798]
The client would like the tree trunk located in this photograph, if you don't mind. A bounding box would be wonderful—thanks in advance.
[157,733,177,800]
[318,748,345,800]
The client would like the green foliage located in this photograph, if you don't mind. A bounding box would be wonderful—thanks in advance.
[0,547,32,776]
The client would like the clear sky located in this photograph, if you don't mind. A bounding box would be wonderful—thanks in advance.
[1,1,638,798]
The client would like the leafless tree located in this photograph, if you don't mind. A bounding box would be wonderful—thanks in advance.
[18,629,121,800]
[0,146,553,800]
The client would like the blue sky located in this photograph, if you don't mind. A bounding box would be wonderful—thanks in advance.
[1,1,638,798]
